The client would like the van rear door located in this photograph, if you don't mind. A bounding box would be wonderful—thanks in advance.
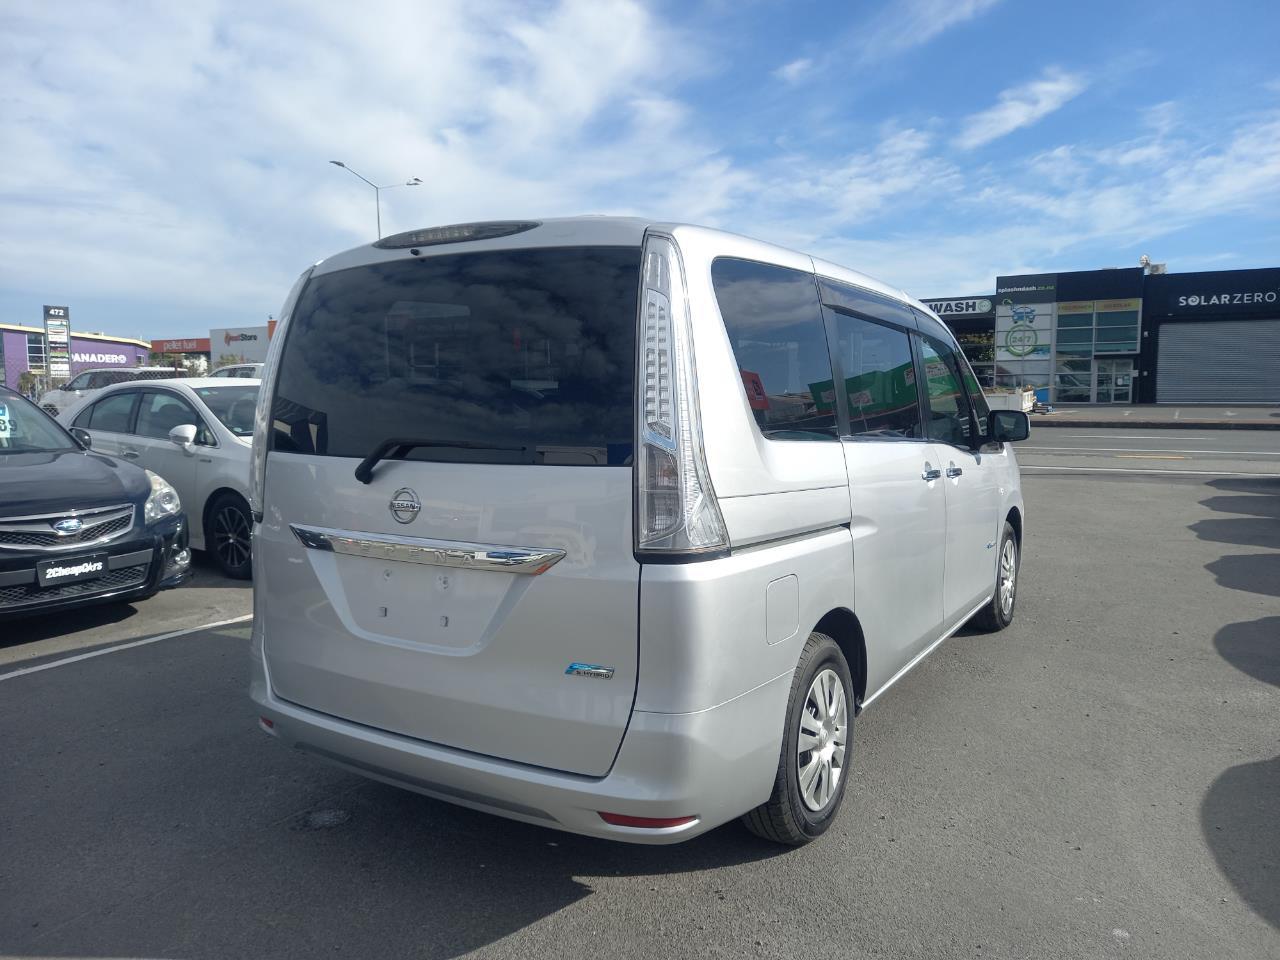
[257,244,641,778]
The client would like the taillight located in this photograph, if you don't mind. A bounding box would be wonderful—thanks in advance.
[250,267,312,523]
[635,235,727,557]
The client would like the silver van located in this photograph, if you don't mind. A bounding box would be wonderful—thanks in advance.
[250,218,1028,845]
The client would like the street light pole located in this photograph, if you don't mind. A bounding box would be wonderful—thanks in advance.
[328,161,422,239]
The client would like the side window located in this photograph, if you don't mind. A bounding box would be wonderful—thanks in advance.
[136,391,204,441]
[72,405,94,428]
[66,373,93,390]
[829,314,921,439]
[917,335,974,447]
[87,372,114,389]
[711,258,837,441]
[88,392,137,433]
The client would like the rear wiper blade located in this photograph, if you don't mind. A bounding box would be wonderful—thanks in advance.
[354,437,531,484]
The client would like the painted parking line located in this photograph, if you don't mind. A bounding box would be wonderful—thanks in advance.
[1022,446,1280,456]
[0,614,253,683]
[1021,465,1280,478]
[1056,434,1224,441]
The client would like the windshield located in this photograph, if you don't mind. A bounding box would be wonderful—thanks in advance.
[0,393,80,453]
[272,245,640,466]
[194,384,260,437]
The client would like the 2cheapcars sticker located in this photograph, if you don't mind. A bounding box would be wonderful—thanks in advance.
[0,402,11,438]
[37,554,108,587]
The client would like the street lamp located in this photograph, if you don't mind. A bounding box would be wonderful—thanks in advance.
[329,160,422,239]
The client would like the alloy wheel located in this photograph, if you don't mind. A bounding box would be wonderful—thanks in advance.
[999,538,1017,617]
[797,668,848,812]
[215,504,251,572]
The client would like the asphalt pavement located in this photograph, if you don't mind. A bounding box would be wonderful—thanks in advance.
[2,432,1277,959]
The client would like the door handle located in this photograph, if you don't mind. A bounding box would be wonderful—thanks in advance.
[922,466,942,481]
[946,464,963,478]
[121,449,140,460]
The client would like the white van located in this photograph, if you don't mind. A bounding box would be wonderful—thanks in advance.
[250,218,1028,845]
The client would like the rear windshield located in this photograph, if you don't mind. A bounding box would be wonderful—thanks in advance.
[272,246,640,466]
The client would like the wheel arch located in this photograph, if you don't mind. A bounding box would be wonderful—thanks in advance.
[812,607,867,713]
[1005,505,1023,547]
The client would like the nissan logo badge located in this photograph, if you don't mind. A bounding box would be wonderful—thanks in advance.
[389,488,421,524]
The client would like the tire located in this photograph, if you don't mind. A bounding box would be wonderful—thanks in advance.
[741,631,854,845]
[206,492,253,580]
[970,520,1018,632]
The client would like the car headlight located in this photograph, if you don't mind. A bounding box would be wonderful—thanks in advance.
[144,469,182,523]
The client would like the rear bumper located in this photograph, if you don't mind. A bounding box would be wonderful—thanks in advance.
[251,642,790,844]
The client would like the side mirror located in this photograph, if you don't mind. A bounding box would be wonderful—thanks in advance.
[70,427,93,449]
[169,423,198,452]
[989,410,1030,443]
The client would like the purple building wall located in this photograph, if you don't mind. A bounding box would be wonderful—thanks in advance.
[1,328,150,393]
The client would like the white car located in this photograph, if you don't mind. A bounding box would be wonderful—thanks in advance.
[38,366,184,418]
[209,363,263,379]
[60,378,259,579]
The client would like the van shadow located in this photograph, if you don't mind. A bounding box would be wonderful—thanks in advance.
[76,777,785,960]
[1201,755,1280,931]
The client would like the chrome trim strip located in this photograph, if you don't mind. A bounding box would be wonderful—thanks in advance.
[289,524,566,575]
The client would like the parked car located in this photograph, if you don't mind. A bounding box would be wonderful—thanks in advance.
[0,386,190,620]
[210,363,264,379]
[61,379,259,579]
[38,366,184,418]
[250,218,1029,846]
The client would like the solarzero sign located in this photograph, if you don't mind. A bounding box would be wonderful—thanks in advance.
[1176,291,1278,307]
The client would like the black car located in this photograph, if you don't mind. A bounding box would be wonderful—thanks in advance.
[0,387,191,620]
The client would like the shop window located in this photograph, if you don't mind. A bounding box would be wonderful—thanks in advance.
[713,258,837,441]
[26,334,46,372]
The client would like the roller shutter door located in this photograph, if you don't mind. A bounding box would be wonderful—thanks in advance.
[1156,319,1280,402]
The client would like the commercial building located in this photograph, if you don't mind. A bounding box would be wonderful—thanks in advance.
[927,265,1280,404]
[1,323,150,393]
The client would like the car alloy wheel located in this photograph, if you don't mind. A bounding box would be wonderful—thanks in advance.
[999,537,1017,617]
[214,503,251,574]
[796,667,848,812]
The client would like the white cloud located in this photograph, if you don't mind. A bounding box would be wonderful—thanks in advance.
[773,57,813,85]
[1,2,1279,336]
[855,0,1003,63]
[957,68,1088,149]
[0,0,729,334]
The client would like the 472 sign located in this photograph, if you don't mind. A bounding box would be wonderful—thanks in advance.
[43,305,71,380]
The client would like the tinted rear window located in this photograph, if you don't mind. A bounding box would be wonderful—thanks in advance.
[272,246,640,466]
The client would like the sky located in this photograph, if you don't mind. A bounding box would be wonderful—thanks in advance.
[2,0,1279,341]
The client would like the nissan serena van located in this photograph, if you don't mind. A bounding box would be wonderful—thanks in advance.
[250,218,1029,845]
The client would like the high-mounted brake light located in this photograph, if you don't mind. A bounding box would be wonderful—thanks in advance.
[598,812,698,829]
[635,235,727,556]
[373,221,539,250]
